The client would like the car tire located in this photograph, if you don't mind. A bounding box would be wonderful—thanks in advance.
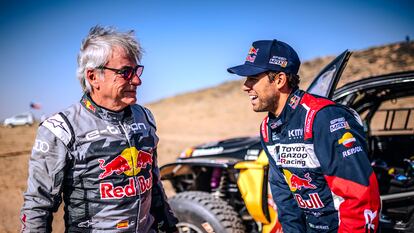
[170,191,245,233]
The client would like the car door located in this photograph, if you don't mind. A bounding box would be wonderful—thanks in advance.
[306,50,352,99]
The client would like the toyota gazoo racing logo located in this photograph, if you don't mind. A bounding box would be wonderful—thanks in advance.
[338,132,356,148]
[283,169,316,192]
[98,147,153,199]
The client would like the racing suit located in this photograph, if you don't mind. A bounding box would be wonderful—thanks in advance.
[21,94,178,232]
[260,88,381,232]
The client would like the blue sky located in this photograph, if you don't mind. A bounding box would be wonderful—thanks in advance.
[0,0,413,120]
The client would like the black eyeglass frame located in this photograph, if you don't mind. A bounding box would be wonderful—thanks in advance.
[96,65,144,81]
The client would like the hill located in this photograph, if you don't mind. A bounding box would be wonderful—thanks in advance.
[0,41,413,232]
[148,41,414,164]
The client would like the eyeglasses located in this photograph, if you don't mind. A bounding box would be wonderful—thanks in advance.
[96,65,144,81]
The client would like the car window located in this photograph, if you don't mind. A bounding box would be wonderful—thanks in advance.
[369,96,414,136]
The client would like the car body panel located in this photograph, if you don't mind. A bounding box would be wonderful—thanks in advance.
[3,112,34,127]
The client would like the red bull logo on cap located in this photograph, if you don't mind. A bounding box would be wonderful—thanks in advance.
[98,147,153,179]
[246,46,259,62]
[283,169,316,192]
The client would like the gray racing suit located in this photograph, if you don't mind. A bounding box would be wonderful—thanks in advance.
[20,94,178,232]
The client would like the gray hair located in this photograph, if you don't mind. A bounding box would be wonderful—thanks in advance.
[76,25,143,93]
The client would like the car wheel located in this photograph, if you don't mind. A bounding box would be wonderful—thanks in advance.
[170,191,245,233]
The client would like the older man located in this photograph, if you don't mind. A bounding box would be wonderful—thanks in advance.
[228,40,381,232]
[20,26,178,232]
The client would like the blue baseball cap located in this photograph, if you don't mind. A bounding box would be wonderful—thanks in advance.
[227,39,301,76]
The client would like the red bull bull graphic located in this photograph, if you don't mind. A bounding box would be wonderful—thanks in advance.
[98,147,153,179]
[283,169,316,192]
[246,46,259,62]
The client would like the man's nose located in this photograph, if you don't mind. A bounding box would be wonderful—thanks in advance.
[242,80,251,92]
[130,74,142,86]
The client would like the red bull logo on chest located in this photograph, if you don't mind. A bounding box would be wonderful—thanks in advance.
[295,193,325,209]
[283,169,316,192]
[98,147,153,179]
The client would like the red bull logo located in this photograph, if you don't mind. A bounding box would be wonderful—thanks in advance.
[246,46,259,62]
[338,132,356,148]
[283,169,316,192]
[98,147,153,179]
[100,175,153,199]
[294,193,324,209]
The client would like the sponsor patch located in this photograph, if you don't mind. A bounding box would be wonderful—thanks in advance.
[364,209,377,231]
[329,117,350,132]
[283,170,316,192]
[100,175,153,199]
[246,46,259,62]
[309,223,329,230]
[338,132,356,148]
[117,220,129,229]
[98,148,153,179]
[342,146,363,158]
[276,143,320,168]
[270,119,283,129]
[269,56,288,67]
[288,95,300,109]
[294,193,325,209]
[33,139,50,153]
[272,132,279,141]
[288,128,303,140]
[83,99,96,112]
[78,220,95,228]
[42,114,72,146]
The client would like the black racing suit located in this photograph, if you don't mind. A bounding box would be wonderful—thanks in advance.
[21,94,178,232]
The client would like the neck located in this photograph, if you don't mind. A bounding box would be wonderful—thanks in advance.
[89,92,126,112]
[272,88,293,117]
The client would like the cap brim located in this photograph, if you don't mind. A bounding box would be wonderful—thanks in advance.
[227,64,268,76]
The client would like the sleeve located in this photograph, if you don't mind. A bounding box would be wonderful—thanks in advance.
[150,149,179,233]
[20,125,69,232]
[260,134,306,232]
[313,106,381,233]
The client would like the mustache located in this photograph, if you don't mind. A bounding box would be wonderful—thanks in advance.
[124,87,137,92]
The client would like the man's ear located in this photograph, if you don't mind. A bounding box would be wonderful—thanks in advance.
[86,69,100,89]
[275,72,288,89]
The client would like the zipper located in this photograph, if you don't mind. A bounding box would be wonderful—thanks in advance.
[119,121,142,233]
